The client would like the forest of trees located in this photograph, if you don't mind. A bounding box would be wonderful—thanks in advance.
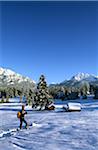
[0,74,98,105]
[0,86,34,103]
[48,82,96,100]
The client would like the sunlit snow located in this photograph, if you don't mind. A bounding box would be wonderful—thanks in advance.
[0,98,98,150]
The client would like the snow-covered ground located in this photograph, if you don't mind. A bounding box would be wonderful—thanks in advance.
[0,98,98,150]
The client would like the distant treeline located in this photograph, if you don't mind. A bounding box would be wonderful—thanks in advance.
[0,86,34,103]
[0,79,98,104]
[48,83,98,100]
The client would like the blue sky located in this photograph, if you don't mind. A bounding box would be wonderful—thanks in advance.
[0,1,97,84]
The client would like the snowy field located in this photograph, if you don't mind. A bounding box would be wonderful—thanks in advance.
[0,98,98,150]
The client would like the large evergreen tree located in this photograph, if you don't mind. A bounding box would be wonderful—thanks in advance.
[32,75,50,110]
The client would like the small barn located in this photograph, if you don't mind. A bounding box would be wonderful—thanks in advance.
[63,102,81,112]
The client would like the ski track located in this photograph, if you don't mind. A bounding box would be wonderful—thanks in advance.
[0,98,98,150]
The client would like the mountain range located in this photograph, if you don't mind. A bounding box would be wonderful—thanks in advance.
[0,67,35,92]
[0,67,98,90]
[50,73,98,88]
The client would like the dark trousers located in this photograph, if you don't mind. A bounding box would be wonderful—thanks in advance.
[20,118,27,129]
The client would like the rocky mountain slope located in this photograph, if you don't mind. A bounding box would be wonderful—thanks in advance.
[60,73,98,87]
[0,67,35,92]
[50,73,98,88]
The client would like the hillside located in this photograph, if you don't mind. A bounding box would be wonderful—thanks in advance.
[57,73,98,88]
[0,67,36,94]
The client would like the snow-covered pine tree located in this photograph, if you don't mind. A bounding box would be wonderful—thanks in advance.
[33,75,50,110]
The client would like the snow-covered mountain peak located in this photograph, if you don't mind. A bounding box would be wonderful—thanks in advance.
[0,67,36,89]
[0,67,15,76]
[71,73,97,81]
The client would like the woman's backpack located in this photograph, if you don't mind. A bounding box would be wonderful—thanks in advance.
[17,111,21,118]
